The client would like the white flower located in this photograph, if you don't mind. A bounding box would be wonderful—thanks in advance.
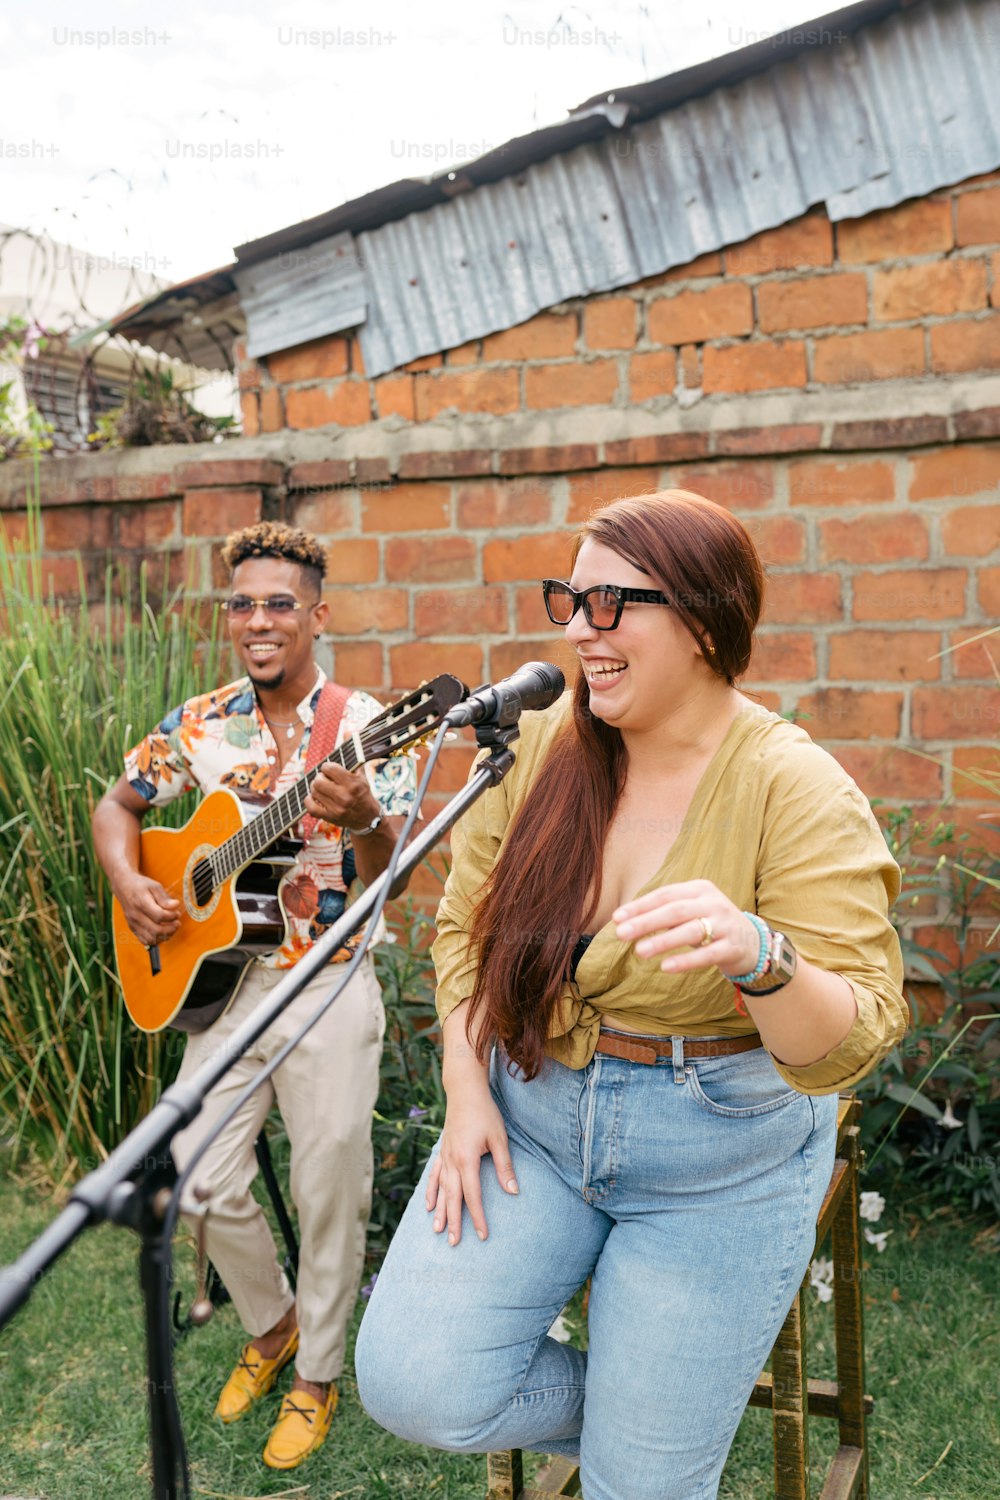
[941,1101,963,1129]
[863,1227,893,1253]
[548,1311,572,1343]
[859,1191,885,1223]
[810,1256,834,1301]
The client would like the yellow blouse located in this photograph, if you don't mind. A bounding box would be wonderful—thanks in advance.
[432,696,908,1096]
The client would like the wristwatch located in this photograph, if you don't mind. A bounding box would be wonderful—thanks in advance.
[349,812,384,839]
[740,926,798,994]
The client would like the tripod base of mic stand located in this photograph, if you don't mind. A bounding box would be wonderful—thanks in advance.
[107,1153,190,1500]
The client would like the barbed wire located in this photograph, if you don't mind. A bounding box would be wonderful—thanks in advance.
[0,217,236,454]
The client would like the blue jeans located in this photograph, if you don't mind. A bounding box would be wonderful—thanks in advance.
[356,1035,838,1500]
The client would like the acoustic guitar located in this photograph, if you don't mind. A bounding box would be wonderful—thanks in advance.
[113,674,465,1034]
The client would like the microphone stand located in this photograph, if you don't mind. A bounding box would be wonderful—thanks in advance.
[0,718,521,1500]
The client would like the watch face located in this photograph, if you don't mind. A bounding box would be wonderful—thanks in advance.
[742,931,796,992]
[775,934,797,979]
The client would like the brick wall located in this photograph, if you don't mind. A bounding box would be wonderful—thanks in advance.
[1,170,998,954]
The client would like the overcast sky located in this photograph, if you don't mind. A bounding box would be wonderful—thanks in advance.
[2,0,804,298]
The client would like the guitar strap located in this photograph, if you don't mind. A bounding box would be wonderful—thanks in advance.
[300,679,352,838]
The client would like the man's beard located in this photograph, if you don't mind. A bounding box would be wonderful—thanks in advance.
[249,662,286,689]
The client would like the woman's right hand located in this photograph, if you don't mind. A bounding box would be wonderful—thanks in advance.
[114,871,181,948]
[425,1088,519,1246]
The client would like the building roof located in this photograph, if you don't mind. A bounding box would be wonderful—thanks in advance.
[89,0,1000,378]
[70,264,243,372]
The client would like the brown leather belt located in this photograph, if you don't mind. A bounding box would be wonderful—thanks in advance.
[595,1031,761,1066]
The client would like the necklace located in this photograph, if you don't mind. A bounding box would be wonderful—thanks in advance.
[261,713,300,741]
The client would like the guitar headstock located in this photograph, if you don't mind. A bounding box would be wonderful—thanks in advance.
[361,674,467,761]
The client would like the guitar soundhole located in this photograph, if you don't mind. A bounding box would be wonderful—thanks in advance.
[183,844,223,921]
[191,859,214,908]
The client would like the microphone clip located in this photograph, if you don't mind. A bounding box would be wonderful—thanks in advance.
[448,681,524,751]
[474,716,524,752]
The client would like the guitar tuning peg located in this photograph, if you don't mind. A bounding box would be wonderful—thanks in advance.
[189,1182,214,1326]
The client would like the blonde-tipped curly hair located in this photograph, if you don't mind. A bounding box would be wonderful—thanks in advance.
[221,521,327,589]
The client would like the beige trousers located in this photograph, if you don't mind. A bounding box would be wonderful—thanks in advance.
[171,956,385,1382]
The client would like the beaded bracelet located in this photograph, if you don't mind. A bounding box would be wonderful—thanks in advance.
[722,912,771,985]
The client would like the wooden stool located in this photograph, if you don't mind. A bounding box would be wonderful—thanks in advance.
[486,1095,872,1500]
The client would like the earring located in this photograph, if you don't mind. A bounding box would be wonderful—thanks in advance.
[314,633,321,640]
[706,642,716,657]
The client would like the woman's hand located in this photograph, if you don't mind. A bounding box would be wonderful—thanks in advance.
[614,878,760,978]
[425,1088,519,1247]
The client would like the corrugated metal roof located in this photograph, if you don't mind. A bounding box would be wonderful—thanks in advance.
[89,0,1000,379]
[346,0,1000,376]
[233,232,366,361]
[827,0,1000,216]
[234,0,909,269]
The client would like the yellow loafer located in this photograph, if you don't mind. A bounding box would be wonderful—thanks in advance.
[213,1326,299,1424]
[263,1384,338,1469]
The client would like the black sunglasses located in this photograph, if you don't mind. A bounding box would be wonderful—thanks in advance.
[542,579,672,631]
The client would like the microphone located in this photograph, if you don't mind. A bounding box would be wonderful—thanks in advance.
[445,662,565,728]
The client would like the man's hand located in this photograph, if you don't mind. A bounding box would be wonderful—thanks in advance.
[114,871,181,947]
[305,761,409,887]
[305,761,381,833]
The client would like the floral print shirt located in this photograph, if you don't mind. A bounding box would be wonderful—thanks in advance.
[124,668,418,968]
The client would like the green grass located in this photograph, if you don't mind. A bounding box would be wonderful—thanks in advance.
[0,1168,997,1500]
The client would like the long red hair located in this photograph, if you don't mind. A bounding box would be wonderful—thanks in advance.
[464,490,765,1078]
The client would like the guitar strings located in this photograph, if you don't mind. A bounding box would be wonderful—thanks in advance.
[147,694,435,905]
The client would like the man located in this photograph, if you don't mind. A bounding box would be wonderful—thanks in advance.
[92,521,417,1470]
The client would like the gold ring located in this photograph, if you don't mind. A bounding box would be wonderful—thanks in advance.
[698,916,714,947]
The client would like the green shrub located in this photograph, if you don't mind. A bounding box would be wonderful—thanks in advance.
[89,367,236,449]
[859,805,1000,1218]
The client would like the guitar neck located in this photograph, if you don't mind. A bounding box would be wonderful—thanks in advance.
[210,738,358,885]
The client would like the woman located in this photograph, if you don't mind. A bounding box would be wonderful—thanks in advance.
[355,491,907,1500]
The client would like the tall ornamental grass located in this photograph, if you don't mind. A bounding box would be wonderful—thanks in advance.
[0,511,222,1184]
